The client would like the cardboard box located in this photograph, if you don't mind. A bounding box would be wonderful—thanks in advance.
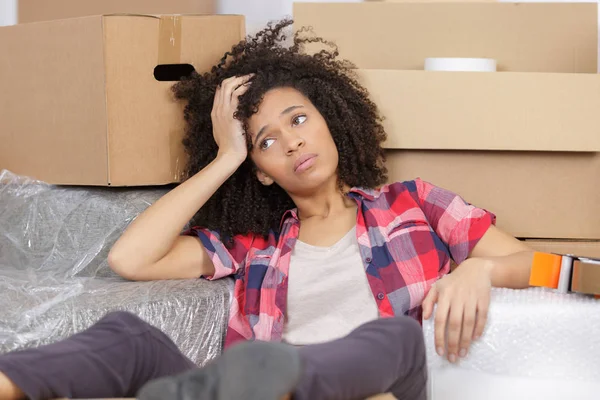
[358,69,600,151]
[354,69,600,239]
[385,150,600,239]
[0,14,245,186]
[18,0,216,23]
[362,69,600,151]
[293,2,598,73]
[524,240,600,259]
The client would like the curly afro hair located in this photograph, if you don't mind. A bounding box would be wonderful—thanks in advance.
[172,19,388,243]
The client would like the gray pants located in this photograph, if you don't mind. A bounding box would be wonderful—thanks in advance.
[0,312,427,400]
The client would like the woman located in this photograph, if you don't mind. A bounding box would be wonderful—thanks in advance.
[0,20,534,400]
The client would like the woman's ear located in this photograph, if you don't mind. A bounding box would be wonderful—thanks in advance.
[256,169,274,186]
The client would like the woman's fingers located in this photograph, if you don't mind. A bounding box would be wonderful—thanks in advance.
[445,301,464,363]
[422,285,438,321]
[222,75,254,104]
[433,296,450,357]
[230,81,252,106]
[213,74,254,117]
[458,299,477,358]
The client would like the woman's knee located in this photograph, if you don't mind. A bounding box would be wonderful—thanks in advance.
[396,317,425,345]
[358,316,425,347]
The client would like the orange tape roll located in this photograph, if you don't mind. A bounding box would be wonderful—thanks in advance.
[529,252,562,289]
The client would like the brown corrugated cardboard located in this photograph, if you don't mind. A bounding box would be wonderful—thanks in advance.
[356,69,600,239]
[18,0,216,23]
[385,151,600,239]
[293,2,597,73]
[524,240,600,259]
[0,14,245,186]
[358,69,600,151]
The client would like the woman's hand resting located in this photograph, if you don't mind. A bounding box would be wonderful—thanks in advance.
[422,258,493,363]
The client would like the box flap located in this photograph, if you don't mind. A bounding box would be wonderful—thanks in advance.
[358,69,600,152]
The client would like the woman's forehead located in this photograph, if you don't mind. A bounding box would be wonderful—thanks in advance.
[248,88,309,125]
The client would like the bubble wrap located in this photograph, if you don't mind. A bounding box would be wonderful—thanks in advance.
[0,169,231,366]
[423,287,600,382]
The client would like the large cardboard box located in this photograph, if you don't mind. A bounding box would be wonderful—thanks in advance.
[355,70,600,239]
[358,69,600,151]
[293,2,598,73]
[18,0,216,23]
[385,151,600,240]
[0,14,245,186]
[525,240,600,259]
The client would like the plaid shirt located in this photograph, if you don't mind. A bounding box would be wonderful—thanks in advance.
[188,178,495,349]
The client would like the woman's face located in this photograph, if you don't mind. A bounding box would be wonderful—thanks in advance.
[247,87,339,195]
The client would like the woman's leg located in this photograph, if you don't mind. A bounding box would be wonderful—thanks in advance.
[138,316,427,400]
[0,311,196,400]
[294,316,427,400]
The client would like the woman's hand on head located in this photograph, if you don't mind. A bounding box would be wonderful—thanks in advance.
[211,74,254,163]
[422,258,493,364]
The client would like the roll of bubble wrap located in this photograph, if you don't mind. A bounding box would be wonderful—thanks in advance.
[423,287,600,382]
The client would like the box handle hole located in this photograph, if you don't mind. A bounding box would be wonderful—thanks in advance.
[154,64,196,81]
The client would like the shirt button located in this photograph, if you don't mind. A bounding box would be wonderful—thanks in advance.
[365,257,372,263]
[377,293,385,300]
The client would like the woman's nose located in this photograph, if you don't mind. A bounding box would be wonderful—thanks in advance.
[284,131,305,154]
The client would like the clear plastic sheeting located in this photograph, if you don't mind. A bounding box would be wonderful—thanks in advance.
[0,169,231,366]
[423,286,600,383]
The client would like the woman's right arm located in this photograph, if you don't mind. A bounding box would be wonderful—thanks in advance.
[108,75,253,281]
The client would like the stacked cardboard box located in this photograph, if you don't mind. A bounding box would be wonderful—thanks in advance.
[294,2,600,253]
[17,0,216,23]
[0,7,245,186]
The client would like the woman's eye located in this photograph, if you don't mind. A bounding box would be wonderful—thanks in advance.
[260,138,275,150]
[292,115,307,126]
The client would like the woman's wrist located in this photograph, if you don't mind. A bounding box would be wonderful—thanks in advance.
[215,151,246,169]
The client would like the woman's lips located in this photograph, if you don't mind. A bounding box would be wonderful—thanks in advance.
[294,153,318,173]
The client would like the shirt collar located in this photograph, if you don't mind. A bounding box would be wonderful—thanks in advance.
[279,186,381,228]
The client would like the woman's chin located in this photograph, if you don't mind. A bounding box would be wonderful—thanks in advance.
[280,171,339,196]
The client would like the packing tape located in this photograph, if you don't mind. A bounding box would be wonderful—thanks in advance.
[424,57,497,72]
[169,127,186,182]
[572,258,600,296]
[530,252,561,289]
[158,16,182,65]
[530,251,600,297]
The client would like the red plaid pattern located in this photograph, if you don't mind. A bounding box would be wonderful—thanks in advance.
[187,178,495,348]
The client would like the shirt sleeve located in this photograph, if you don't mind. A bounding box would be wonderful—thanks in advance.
[184,227,253,280]
[414,178,496,265]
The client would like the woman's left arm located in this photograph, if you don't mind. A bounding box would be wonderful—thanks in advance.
[422,225,535,363]
[467,224,535,289]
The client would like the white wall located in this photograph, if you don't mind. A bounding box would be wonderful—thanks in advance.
[0,0,17,26]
